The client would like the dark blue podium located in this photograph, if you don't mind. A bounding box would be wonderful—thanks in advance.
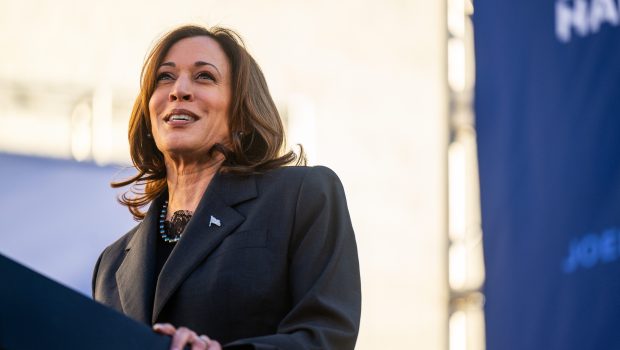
[0,254,171,349]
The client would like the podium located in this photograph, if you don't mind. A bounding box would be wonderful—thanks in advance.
[0,254,172,349]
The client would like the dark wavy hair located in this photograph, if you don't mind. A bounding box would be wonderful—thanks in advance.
[112,25,305,220]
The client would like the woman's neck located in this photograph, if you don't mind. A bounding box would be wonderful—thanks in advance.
[164,155,224,216]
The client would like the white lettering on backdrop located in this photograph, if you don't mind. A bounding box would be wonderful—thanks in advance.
[556,0,620,42]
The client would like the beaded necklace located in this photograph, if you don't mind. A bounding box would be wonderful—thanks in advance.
[159,200,193,243]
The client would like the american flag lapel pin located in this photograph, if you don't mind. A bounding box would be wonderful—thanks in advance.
[209,215,221,227]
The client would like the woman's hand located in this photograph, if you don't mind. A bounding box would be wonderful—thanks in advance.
[153,323,222,350]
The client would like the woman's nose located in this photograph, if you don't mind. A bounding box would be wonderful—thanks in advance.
[169,77,193,102]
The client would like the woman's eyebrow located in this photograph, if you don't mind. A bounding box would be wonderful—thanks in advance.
[195,61,221,76]
[158,61,221,77]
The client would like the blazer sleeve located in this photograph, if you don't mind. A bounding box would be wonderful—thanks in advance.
[225,166,362,350]
[92,248,105,299]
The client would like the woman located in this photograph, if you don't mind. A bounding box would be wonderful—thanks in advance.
[92,25,361,350]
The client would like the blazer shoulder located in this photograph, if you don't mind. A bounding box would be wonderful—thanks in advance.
[256,166,347,209]
[92,225,139,298]
[96,225,139,266]
[262,165,342,185]
[107,225,138,253]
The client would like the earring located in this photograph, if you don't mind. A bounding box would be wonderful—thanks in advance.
[147,133,152,138]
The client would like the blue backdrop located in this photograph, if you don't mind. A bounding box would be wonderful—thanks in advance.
[475,0,620,349]
[0,153,135,296]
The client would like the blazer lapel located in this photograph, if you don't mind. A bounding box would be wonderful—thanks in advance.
[115,197,162,324]
[152,172,257,323]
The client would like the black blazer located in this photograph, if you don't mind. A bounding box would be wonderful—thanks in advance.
[92,166,361,349]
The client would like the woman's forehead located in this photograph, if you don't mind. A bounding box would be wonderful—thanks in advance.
[163,36,228,68]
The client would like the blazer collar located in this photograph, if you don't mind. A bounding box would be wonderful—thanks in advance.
[152,171,257,323]
[115,196,162,324]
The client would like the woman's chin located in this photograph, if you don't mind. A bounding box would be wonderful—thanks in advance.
[160,144,214,160]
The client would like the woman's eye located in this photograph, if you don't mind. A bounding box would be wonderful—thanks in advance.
[197,72,215,81]
[156,72,174,81]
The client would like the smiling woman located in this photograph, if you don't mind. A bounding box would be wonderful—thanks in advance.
[92,25,361,350]
[111,27,300,219]
[149,36,232,162]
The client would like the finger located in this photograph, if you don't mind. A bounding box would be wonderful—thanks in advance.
[209,340,223,350]
[191,333,208,350]
[153,323,177,335]
[170,327,199,350]
[199,335,212,345]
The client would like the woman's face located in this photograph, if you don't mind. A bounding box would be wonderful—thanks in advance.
[148,36,232,159]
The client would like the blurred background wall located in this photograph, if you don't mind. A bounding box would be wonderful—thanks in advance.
[0,0,481,349]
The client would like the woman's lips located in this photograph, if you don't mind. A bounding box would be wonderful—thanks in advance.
[164,109,200,126]
[166,114,196,126]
